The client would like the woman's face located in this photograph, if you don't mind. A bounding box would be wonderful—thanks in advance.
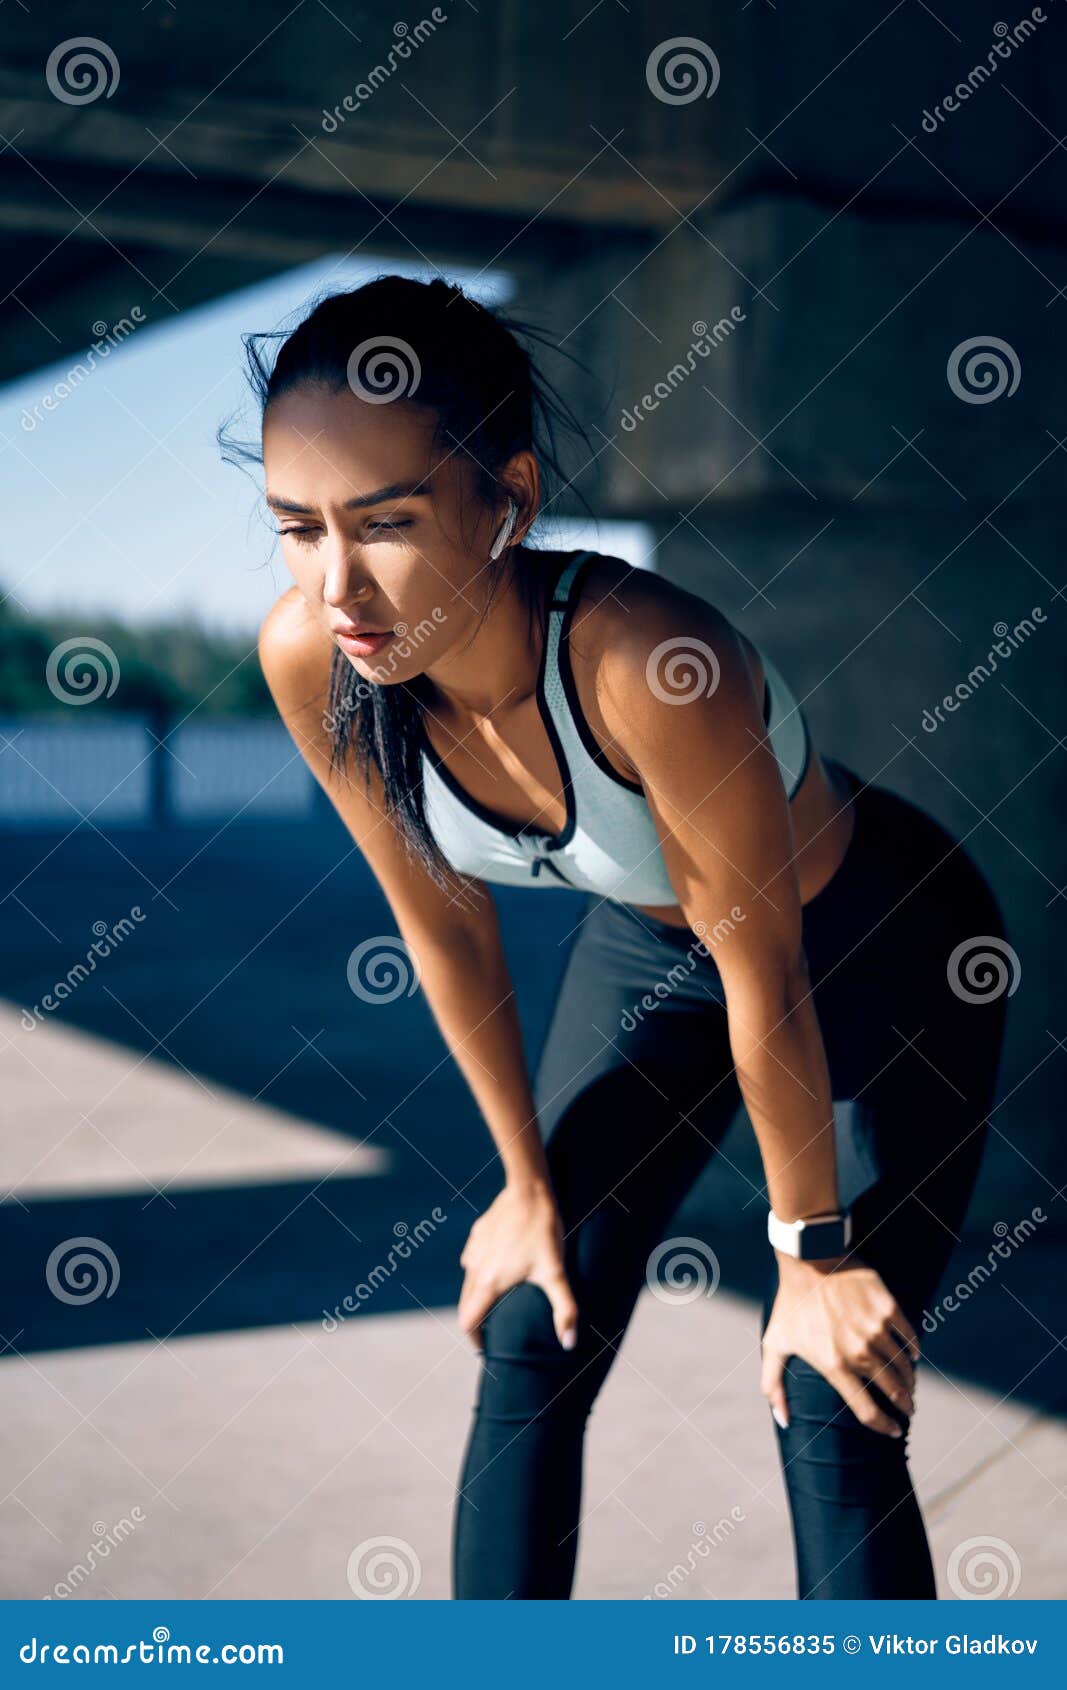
[261,382,504,685]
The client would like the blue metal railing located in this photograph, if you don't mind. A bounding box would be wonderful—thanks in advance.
[0,715,318,828]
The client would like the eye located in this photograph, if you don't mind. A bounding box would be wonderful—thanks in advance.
[275,527,320,546]
[366,518,413,535]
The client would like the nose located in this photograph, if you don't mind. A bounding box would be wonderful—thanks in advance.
[321,546,374,612]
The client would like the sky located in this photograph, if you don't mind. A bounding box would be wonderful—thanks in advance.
[0,253,652,638]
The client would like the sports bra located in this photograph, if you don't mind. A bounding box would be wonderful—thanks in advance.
[419,551,810,907]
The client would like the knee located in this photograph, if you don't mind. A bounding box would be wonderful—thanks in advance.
[472,1283,593,1428]
[480,1269,619,1373]
[480,1281,565,1366]
[777,1355,912,1506]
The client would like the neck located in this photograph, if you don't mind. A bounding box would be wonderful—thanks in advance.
[421,547,553,727]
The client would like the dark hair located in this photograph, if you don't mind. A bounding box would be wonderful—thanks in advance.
[218,273,596,890]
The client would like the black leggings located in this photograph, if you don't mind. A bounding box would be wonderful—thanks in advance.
[452,762,1012,1599]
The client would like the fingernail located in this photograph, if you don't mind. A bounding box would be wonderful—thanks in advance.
[772,1406,789,1430]
[890,1426,903,1438]
[560,1330,576,1350]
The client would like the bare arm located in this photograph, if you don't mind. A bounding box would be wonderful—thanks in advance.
[599,587,838,1223]
[598,581,918,1434]
[258,592,578,1347]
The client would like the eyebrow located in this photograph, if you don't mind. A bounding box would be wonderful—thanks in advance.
[265,480,432,515]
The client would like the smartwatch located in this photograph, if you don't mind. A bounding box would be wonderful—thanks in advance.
[767,1208,852,1260]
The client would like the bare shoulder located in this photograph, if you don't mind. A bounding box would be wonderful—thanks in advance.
[561,554,787,832]
[570,553,760,717]
[259,584,328,666]
[573,553,733,641]
[257,586,334,719]
[258,586,393,834]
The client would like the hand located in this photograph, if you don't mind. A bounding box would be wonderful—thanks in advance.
[760,1253,920,1437]
[458,1178,579,1354]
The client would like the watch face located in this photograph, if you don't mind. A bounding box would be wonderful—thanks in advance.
[798,1217,850,1259]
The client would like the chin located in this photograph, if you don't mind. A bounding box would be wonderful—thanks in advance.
[347,650,415,686]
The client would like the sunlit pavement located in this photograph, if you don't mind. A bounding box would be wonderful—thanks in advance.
[3,1290,1064,1600]
[2,1008,1063,1601]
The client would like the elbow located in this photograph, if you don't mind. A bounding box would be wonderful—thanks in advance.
[778,947,813,1026]
[722,945,811,1056]
[785,945,811,1000]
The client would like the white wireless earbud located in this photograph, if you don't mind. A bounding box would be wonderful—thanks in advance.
[489,497,519,560]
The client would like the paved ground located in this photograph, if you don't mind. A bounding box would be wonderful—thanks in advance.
[1,1003,1063,1602]
[1,821,1063,1600]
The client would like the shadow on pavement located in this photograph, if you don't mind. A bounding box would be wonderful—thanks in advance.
[2,818,1063,1417]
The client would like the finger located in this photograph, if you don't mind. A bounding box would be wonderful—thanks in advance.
[879,1328,916,1384]
[456,1302,483,1351]
[830,1366,903,1438]
[865,1333,915,1408]
[457,1278,498,1352]
[539,1271,579,1351]
[887,1302,921,1362]
[759,1345,790,1430]
[888,1331,920,1379]
[864,1349,915,1418]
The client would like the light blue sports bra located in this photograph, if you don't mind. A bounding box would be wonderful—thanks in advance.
[419,551,809,907]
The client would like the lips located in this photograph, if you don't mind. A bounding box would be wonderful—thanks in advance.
[334,625,397,658]
[332,620,393,637]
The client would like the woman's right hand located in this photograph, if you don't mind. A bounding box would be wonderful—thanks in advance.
[458,1177,579,1353]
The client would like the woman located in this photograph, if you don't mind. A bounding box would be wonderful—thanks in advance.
[235,273,1012,1600]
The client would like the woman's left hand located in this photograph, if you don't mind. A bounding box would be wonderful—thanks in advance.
[760,1254,920,1437]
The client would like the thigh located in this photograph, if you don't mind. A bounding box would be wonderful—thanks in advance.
[533,896,743,1315]
[799,766,1012,1293]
